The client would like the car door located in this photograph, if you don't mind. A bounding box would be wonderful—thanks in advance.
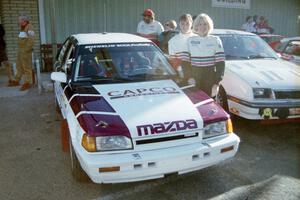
[54,38,76,118]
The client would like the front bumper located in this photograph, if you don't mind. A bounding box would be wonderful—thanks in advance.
[74,133,240,184]
[228,97,300,120]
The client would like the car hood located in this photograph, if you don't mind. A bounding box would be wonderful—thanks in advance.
[226,59,300,89]
[73,80,228,140]
[92,80,204,139]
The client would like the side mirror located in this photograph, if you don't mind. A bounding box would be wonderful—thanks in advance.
[51,72,67,83]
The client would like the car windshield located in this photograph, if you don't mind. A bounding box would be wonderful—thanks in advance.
[73,43,176,83]
[217,34,278,60]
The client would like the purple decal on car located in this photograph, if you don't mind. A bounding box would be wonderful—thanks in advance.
[70,96,115,115]
[77,114,131,138]
[196,102,229,126]
[183,88,210,104]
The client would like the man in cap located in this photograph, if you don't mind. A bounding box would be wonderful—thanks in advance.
[8,14,35,91]
[137,8,164,45]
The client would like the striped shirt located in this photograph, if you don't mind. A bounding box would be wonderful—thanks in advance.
[168,32,197,62]
[187,35,225,67]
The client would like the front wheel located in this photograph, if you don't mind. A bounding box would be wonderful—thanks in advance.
[69,139,89,182]
[217,86,229,113]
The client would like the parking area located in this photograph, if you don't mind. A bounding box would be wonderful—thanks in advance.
[0,84,299,200]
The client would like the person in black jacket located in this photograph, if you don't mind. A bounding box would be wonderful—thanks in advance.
[0,23,13,85]
[158,20,178,54]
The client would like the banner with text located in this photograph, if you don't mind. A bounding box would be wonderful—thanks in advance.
[212,0,251,9]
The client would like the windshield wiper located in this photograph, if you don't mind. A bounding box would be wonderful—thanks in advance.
[225,55,249,60]
[77,75,130,83]
[128,73,174,80]
[247,55,277,59]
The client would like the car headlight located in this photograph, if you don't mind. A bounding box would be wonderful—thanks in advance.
[253,88,274,99]
[203,119,233,139]
[82,134,133,152]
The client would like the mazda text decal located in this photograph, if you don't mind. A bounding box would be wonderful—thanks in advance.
[137,119,198,136]
[108,87,180,99]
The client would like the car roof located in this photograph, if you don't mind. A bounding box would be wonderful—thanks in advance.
[212,29,256,35]
[259,34,284,38]
[72,32,151,45]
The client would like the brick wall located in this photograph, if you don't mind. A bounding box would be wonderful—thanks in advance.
[0,0,40,64]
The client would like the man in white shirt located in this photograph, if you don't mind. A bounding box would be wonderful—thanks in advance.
[137,9,164,45]
[168,14,196,84]
[241,16,256,33]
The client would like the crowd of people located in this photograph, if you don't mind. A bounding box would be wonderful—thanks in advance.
[0,14,35,91]
[2,9,273,96]
[241,15,274,34]
[137,9,225,97]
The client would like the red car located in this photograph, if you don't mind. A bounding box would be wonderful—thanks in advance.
[259,34,285,50]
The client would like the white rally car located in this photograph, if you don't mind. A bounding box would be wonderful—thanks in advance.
[51,33,240,184]
[213,29,300,120]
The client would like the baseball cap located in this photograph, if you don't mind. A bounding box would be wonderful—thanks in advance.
[142,9,154,17]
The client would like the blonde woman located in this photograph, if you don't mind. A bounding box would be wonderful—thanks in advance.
[187,13,225,97]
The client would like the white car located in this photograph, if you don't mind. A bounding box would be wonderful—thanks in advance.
[213,29,300,120]
[51,33,239,184]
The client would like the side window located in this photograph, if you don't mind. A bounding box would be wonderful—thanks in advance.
[62,45,76,76]
[285,41,300,56]
[58,39,70,63]
[55,39,70,72]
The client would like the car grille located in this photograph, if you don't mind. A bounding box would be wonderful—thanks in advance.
[135,132,199,145]
[274,91,300,99]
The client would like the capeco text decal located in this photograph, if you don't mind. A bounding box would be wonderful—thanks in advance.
[107,87,180,99]
[137,119,198,136]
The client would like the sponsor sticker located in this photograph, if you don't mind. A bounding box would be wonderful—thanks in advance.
[85,43,152,49]
[107,87,180,99]
[259,108,274,119]
[137,119,198,136]
[191,40,200,46]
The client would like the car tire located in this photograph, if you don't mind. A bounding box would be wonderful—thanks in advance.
[69,138,90,182]
[217,86,230,113]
